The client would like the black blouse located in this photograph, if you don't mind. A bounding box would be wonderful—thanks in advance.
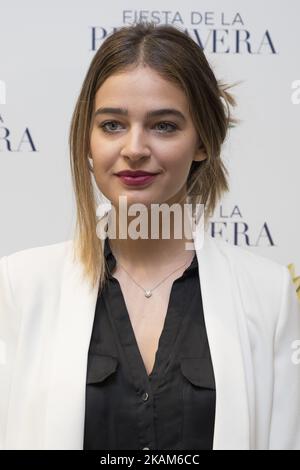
[83,237,216,450]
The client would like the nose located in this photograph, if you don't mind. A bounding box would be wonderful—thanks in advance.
[120,126,151,162]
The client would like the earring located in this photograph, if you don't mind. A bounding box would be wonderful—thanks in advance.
[88,155,94,172]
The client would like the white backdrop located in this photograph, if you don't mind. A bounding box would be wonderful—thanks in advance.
[0,0,299,278]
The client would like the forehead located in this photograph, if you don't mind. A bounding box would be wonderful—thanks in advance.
[94,66,189,113]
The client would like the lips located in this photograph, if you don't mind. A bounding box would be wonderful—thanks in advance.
[116,170,159,177]
[115,172,159,186]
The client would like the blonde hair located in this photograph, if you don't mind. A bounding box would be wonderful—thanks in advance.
[69,21,240,293]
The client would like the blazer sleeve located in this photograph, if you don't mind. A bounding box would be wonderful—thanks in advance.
[269,265,300,449]
[0,256,21,449]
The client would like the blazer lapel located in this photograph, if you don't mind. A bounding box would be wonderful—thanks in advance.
[43,246,100,449]
[194,224,251,449]
[43,212,250,450]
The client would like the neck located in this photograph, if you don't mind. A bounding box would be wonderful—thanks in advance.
[107,198,196,272]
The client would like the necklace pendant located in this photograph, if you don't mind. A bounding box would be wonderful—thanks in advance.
[145,290,152,298]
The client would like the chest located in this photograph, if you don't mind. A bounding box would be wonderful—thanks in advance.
[111,267,185,376]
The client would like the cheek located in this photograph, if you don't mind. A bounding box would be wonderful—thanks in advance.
[90,132,115,172]
[160,147,193,176]
[90,130,105,158]
[90,128,99,154]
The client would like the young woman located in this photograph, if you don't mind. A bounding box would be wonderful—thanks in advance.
[0,22,299,450]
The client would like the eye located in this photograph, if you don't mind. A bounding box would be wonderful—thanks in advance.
[99,121,123,132]
[98,120,178,134]
[155,122,178,133]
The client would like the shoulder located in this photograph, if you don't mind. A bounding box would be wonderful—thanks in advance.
[0,240,75,297]
[209,235,285,276]
[207,237,300,340]
[3,239,74,270]
[206,235,289,311]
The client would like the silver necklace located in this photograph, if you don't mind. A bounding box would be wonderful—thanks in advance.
[116,255,194,298]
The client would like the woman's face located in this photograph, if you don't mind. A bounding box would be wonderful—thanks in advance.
[90,65,207,210]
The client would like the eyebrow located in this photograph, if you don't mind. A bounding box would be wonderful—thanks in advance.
[94,107,186,121]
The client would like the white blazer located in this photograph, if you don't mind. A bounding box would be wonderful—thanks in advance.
[1,222,300,450]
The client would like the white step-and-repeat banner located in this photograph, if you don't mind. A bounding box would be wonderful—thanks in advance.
[0,0,299,297]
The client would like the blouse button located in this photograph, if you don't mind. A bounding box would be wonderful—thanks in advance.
[142,392,149,401]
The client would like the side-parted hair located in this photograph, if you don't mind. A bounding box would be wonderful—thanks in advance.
[69,21,240,293]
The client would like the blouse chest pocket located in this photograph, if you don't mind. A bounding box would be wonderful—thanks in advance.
[180,356,215,390]
[179,356,216,449]
[86,353,119,385]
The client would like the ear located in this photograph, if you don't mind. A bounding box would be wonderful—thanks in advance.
[193,142,207,163]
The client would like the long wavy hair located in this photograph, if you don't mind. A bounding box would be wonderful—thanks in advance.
[69,21,240,293]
